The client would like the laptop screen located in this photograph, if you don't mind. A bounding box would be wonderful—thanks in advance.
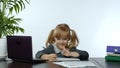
[7,36,33,60]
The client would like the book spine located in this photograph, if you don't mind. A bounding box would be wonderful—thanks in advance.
[105,56,120,62]
[107,46,120,53]
[107,52,120,57]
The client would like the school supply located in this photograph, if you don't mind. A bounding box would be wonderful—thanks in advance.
[105,45,120,62]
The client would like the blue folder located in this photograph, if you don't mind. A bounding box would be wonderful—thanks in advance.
[107,46,120,54]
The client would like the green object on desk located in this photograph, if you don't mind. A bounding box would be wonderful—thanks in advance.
[105,56,120,62]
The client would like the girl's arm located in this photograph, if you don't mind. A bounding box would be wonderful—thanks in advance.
[41,54,57,61]
[70,47,89,60]
[35,45,55,59]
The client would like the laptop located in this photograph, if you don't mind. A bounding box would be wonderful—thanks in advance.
[6,35,47,63]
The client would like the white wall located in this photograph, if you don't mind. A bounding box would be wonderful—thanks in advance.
[16,0,120,57]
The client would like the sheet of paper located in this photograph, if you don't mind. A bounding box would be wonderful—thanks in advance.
[54,61,97,68]
[55,58,80,61]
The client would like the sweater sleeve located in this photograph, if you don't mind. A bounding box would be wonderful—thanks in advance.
[35,45,55,59]
[70,47,89,60]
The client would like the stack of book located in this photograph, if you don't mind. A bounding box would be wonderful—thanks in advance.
[105,46,120,62]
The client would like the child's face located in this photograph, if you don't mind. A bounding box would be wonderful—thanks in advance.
[54,37,69,50]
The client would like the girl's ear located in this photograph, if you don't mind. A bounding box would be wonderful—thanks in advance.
[70,30,72,36]
[68,40,71,45]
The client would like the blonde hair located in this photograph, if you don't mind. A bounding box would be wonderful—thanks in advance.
[45,23,79,49]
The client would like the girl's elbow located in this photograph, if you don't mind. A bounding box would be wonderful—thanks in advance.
[79,51,89,60]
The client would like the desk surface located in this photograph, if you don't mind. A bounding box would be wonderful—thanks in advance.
[93,58,120,68]
[0,58,119,68]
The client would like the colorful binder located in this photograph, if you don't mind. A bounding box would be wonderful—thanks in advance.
[107,46,120,54]
[105,56,120,62]
[105,46,120,62]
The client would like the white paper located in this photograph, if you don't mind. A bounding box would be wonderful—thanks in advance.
[55,58,80,61]
[54,61,97,68]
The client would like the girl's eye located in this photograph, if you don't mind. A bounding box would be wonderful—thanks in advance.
[57,38,60,40]
[62,38,67,40]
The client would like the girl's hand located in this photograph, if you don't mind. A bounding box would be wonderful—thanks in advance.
[41,54,57,61]
[61,47,71,57]
[70,52,80,57]
[61,47,80,57]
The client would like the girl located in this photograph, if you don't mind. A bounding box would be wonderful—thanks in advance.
[36,23,89,61]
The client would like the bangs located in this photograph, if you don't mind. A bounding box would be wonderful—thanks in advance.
[53,29,70,39]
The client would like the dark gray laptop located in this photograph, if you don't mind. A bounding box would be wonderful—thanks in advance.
[7,35,47,63]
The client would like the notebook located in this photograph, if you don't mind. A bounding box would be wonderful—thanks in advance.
[6,35,47,63]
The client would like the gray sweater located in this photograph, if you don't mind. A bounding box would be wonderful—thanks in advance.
[35,45,89,60]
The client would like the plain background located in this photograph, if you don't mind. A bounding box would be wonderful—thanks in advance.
[16,0,120,57]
